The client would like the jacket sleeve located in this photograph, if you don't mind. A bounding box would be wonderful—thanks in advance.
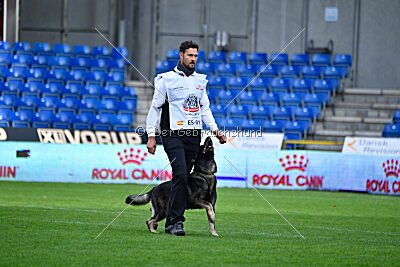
[146,76,167,137]
[200,84,219,132]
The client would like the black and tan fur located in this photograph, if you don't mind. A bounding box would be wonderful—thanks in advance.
[125,137,218,236]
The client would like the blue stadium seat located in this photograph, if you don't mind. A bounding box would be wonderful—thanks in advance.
[80,97,99,111]
[60,95,80,110]
[197,51,206,62]
[114,112,134,127]
[249,52,267,65]
[53,44,71,56]
[98,97,118,112]
[13,42,32,55]
[242,119,262,131]
[33,109,56,123]
[196,62,215,75]
[293,107,315,122]
[32,55,51,68]
[323,66,342,79]
[281,93,302,107]
[103,84,122,98]
[271,106,292,120]
[77,110,96,124]
[10,109,35,123]
[208,51,226,63]
[333,54,352,67]
[284,132,301,150]
[270,53,289,65]
[119,96,137,111]
[12,121,30,128]
[38,94,60,110]
[249,105,271,119]
[262,120,283,132]
[73,45,91,58]
[0,106,13,120]
[5,80,24,94]
[82,84,101,97]
[216,63,236,76]
[291,54,309,65]
[95,112,116,125]
[227,104,248,118]
[301,65,322,79]
[156,60,175,74]
[105,71,124,85]
[206,88,218,104]
[24,80,45,95]
[113,124,130,131]
[166,49,180,62]
[249,77,270,91]
[313,79,333,94]
[26,67,49,82]
[336,66,349,79]
[223,117,244,131]
[90,58,109,71]
[382,124,400,137]
[53,122,71,129]
[64,83,83,97]
[259,92,278,106]
[89,70,107,84]
[32,121,51,128]
[49,56,71,69]
[236,64,258,77]
[11,54,33,67]
[71,57,91,70]
[66,69,86,83]
[48,68,67,82]
[216,90,234,105]
[238,91,258,105]
[19,94,40,109]
[393,110,400,124]
[292,79,312,93]
[0,94,18,108]
[56,109,75,123]
[45,81,65,95]
[229,51,247,64]
[93,124,112,131]
[72,122,91,130]
[121,87,137,98]
[33,43,52,55]
[92,46,111,59]
[0,53,12,67]
[270,78,290,93]
[207,76,226,90]
[280,65,300,78]
[210,104,226,118]
[108,59,126,71]
[259,64,279,77]
[312,54,331,66]
[6,66,28,81]
[112,47,128,60]
[303,93,328,108]
[227,76,247,90]
[0,41,12,53]
[284,120,310,138]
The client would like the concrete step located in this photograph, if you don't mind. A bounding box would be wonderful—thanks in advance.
[324,116,392,124]
[344,88,400,96]
[325,108,392,118]
[320,121,384,131]
[314,126,381,137]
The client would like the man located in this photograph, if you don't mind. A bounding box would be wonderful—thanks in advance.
[146,40,226,236]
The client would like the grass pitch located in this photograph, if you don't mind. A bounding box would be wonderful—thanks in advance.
[0,181,399,266]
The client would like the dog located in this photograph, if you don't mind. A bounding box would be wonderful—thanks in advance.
[125,136,218,236]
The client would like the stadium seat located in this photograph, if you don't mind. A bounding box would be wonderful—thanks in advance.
[33,42,52,55]
[64,83,83,97]
[76,110,96,124]
[313,79,334,94]
[82,84,102,97]
[270,78,290,93]
[32,55,51,68]
[216,63,236,76]
[45,81,65,96]
[227,104,248,118]
[312,54,331,66]
[32,121,51,128]
[0,94,18,108]
[26,67,49,82]
[291,54,309,65]
[11,54,33,67]
[197,51,206,62]
[249,52,268,65]
[196,62,215,75]
[60,95,80,110]
[249,105,271,119]
[227,77,247,90]
[0,106,13,120]
[80,97,99,111]
[259,92,278,106]
[98,97,118,112]
[237,64,258,77]
[5,80,24,94]
[382,124,400,137]
[249,77,271,91]
[94,112,116,125]
[90,58,109,71]
[207,76,226,90]
[293,107,315,122]
[71,57,91,70]
[38,94,60,110]
[259,64,279,77]
[216,90,234,104]
[281,93,302,107]
[103,84,122,98]
[33,108,56,123]
[19,94,40,109]
[271,106,292,120]
[156,60,175,74]
[13,42,32,55]
[393,110,400,124]
[108,59,125,72]
[270,53,289,65]
[93,124,112,131]
[92,46,111,59]
[53,122,71,129]
[67,69,87,82]
[56,109,75,123]
[0,41,12,53]
[323,66,342,79]
[7,66,28,80]
[166,49,180,62]
[114,112,134,127]
[121,87,137,98]
[53,44,72,56]
[223,117,244,131]
[24,80,46,95]
[119,97,137,111]
[73,122,91,130]
[301,65,322,79]
[238,91,258,105]
[12,121,30,128]
[10,109,35,123]
[49,56,71,69]
[111,47,128,60]
[262,120,283,132]
[303,93,328,108]
[73,45,91,58]
[208,51,226,63]
[0,53,12,67]
[241,119,262,131]
[229,51,247,64]
[336,66,349,79]
[333,54,352,67]
[89,70,107,84]
[292,79,311,93]
[280,65,300,78]
[284,120,310,138]
[210,104,226,118]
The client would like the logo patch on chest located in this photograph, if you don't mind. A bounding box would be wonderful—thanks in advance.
[182,94,200,112]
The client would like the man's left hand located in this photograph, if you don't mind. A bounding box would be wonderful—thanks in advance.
[215,130,227,144]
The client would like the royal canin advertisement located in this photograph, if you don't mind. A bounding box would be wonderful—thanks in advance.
[0,142,399,196]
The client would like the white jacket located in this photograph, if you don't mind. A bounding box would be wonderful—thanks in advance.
[146,67,218,136]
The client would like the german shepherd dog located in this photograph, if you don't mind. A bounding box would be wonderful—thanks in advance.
[125,137,218,236]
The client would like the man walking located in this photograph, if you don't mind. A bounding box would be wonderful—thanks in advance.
[146,40,226,236]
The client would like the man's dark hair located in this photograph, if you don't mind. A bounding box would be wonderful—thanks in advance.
[179,40,199,53]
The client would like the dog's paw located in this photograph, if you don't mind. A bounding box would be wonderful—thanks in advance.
[211,232,219,237]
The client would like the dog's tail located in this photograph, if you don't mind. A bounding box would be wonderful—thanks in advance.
[125,189,152,205]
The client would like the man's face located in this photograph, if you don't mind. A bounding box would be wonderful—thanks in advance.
[180,48,198,70]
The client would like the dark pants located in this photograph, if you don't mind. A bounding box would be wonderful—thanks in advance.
[161,132,201,227]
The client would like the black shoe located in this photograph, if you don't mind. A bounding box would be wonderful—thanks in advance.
[165,221,185,236]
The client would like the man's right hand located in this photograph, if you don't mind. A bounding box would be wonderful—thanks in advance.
[147,136,156,154]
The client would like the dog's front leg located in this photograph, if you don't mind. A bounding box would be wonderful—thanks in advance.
[195,200,218,237]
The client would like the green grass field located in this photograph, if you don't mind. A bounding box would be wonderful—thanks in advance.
[1,181,399,266]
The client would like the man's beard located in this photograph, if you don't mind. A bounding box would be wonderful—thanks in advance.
[183,61,195,71]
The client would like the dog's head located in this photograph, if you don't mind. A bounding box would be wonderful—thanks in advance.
[192,137,217,174]
[201,136,214,155]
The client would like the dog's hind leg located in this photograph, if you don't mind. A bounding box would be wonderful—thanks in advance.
[146,201,159,233]
[195,200,218,237]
